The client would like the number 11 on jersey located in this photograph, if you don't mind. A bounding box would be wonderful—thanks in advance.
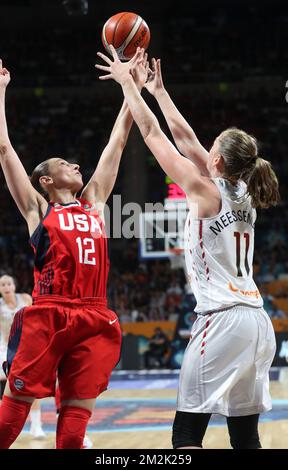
[234,232,250,277]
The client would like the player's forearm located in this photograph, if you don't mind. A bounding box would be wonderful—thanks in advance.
[154,89,210,176]
[122,76,160,139]
[0,89,10,148]
[110,79,145,147]
[156,89,198,147]
[109,99,134,149]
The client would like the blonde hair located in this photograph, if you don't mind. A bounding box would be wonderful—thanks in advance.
[218,128,280,209]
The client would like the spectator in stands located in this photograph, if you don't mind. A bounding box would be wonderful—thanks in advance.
[144,327,171,369]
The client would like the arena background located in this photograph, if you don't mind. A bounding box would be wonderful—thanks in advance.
[0,0,288,449]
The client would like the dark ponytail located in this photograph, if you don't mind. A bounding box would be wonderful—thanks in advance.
[30,160,50,199]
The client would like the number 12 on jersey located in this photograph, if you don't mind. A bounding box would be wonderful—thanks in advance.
[234,232,250,277]
[76,237,96,265]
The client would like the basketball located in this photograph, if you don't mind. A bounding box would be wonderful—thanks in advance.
[102,12,150,61]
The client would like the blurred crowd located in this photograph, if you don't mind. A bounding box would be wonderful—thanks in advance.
[1,10,287,86]
[0,14,287,321]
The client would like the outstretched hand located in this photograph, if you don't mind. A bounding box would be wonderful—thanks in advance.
[144,58,164,97]
[0,59,11,89]
[130,50,149,90]
[95,46,147,87]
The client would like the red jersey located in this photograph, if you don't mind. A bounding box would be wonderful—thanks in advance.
[30,198,109,299]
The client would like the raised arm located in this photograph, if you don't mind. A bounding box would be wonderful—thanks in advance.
[144,58,210,176]
[82,49,148,205]
[96,47,209,198]
[0,60,47,235]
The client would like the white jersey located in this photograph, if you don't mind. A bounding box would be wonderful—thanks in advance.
[0,293,28,380]
[184,178,263,314]
[0,294,27,345]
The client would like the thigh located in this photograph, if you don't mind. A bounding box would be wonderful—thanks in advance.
[177,308,261,413]
[7,305,68,398]
[0,379,7,399]
[172,411,212,449]
[61,398,96,413]
[58,320,122,401]
[3,380,35,403]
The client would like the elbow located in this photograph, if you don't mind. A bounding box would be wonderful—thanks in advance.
[119,137,127,151]
[142,121,160,141]
[0,143,9,160]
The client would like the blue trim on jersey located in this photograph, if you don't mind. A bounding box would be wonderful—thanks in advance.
[29,204,52,246]
[52,200,81,208]
[5,308,24,377]
[30,205,52,273]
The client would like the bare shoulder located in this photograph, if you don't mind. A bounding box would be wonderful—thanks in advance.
[187,175,218,196]
[20,293,33,306]
[187,177,222,218]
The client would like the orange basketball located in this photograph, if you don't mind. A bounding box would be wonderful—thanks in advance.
[102,12,150,61]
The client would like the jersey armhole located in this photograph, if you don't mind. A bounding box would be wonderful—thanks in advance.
[29,204,52,247]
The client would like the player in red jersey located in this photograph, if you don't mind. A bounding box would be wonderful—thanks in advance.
[0,50,147,449]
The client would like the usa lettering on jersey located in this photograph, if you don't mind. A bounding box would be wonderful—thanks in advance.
[58,213,102,235]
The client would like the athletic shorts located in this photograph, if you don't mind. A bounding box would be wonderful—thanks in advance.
[0,342,8,380]
[3,295,122,401]
[176,305,276,416]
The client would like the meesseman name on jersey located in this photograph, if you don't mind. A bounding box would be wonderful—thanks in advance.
[209,209,255,236]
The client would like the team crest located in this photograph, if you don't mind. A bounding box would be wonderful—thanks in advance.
[14,378,25,390]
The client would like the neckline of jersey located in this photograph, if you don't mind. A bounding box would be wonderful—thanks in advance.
[50,200,81,207]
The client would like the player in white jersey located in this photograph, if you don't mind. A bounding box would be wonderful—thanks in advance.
[96,48,280,448]
[0,274,46,439]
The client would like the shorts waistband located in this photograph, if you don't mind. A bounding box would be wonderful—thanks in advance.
[197,303,263,316]
[33,295,107,308]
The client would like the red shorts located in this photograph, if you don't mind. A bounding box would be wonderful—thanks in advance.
[5,296,122,400]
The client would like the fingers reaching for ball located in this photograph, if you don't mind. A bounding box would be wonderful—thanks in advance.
[95,46,148,84]
[0,59,11,88]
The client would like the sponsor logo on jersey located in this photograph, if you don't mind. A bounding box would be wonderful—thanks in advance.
[54,205,65,212]
[109,319,117,325]
[14,378,25,390]
[228,282,260,298]
[83,203,99,214]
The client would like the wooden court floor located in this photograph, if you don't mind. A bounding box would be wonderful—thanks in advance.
[11,381,288,449]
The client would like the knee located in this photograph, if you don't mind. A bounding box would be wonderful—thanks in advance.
[56,406,92,449]
[172,411,209,449]
[230,434,261,449]
[227,415,261,449]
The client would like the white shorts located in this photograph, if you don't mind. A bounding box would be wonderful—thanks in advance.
[176,305,276,416]
[0,342,7,380]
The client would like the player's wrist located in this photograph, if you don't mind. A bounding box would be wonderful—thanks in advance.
[121,74,135,89]
[154,88,168,100]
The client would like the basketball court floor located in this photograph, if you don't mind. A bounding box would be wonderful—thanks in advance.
[11,369,288,449]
